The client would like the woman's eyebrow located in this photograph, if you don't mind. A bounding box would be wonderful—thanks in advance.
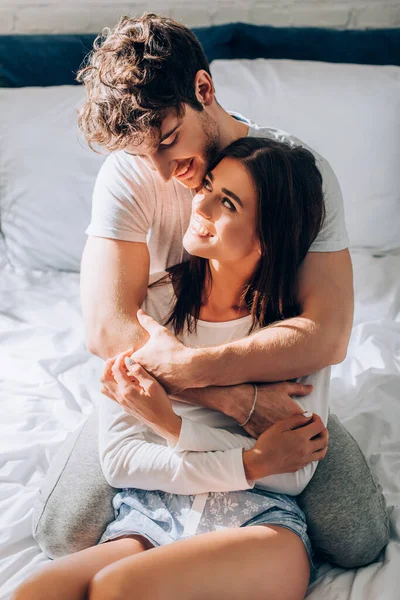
[207,171,243,207]
[222,188,243,208]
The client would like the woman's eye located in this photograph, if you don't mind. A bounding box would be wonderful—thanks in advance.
[222,198,236,211]
[202,178,212,191]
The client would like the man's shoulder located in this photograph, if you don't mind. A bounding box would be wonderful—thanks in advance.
[232,110,327,173]
[249,121,326,169]
[243,114,349,251]
[248,121,340,198]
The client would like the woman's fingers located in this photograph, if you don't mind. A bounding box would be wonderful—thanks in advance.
[124,358,160,394]
[112,354,139,386]
[101,357,118,385]
[310,427,329,452]
[101,384,116,402]
[312,447,328,461]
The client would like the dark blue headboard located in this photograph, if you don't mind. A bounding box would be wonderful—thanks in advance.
[1,22,400,87]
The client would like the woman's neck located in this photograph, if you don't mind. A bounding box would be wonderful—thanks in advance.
[199,260,254,322]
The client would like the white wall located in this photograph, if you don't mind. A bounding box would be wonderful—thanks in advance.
[0,0,399,34]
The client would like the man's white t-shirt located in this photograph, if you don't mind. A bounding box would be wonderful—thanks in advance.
[85,112,349,273]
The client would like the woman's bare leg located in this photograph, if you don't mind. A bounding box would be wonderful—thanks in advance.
[11,534,153,600]
[88,525,310,600]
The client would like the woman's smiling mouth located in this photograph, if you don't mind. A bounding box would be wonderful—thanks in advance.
[190,215,214,237]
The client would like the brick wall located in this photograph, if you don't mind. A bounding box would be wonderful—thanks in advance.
[0,0,399,34]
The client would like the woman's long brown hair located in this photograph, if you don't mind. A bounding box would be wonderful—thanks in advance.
[161,137,325,335]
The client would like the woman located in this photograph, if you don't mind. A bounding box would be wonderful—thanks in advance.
[14,137,329,600]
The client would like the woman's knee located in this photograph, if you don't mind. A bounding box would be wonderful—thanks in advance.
[87,567,124,600]
[252,525,311,600]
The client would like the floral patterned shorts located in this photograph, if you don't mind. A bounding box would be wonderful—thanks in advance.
[98,487,318,584]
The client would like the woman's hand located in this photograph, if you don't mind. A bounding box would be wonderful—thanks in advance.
[243,412,328,480]
[100,349,182,443]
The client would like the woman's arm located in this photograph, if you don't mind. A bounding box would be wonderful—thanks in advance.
[98,367,329,496]
[98,397,254,495]
[167,367,331,495]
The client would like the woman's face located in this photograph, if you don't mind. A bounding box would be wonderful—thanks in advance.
[183,157,261,265]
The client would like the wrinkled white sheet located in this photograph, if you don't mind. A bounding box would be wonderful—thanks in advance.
[0,249,399,599]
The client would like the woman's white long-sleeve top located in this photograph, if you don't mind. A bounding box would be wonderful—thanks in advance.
[98,272,330,497]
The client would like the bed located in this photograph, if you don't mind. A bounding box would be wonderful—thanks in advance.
[0,23,399,600]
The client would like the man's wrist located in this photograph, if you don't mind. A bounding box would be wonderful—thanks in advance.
[186,346,219,388]
[223,383,254,424]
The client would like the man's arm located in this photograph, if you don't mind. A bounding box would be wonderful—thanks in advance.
[145,249,353,389]
[80,236,150,359]
[200,249,354,385]
[82,235,309,432]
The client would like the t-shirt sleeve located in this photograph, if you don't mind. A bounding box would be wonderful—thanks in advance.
[309,156,350,252]
[85,151,156,243]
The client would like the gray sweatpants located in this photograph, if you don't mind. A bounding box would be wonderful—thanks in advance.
[32,410,389,567]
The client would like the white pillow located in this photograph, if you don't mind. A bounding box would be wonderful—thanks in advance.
[0,86,106,271]
[211,59,400,252]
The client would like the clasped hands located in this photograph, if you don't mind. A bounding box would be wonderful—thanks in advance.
[100,309,328,474]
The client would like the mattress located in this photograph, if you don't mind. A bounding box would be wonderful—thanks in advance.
[0,249,399,599]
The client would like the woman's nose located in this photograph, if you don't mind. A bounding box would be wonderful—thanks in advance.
[193,192,214,220]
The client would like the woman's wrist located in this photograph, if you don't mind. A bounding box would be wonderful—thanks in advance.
[242,449,259,482]
[156,415,183,445]
[243,447,272,481]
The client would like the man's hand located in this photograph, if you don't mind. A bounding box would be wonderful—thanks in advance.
[170,380,313,439]
[243,412,329,480]
[233,381,313,438]
[131,309,197,393]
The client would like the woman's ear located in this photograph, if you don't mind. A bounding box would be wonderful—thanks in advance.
[194,70,215,106]
[253,238,262,256]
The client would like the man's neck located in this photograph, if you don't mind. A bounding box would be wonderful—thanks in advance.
[213,105,250,152]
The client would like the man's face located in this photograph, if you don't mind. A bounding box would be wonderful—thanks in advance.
[123,105,220,190]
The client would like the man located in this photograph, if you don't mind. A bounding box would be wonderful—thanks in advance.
[33,13,388,566]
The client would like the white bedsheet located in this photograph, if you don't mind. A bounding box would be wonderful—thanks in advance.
[0,249,399,599]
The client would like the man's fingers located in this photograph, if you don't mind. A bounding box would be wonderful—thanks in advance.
[287,383,313,397]
[136,308,162,335]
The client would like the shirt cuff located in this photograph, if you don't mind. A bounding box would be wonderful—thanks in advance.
[232,447,256,490]
[167,417,192,451]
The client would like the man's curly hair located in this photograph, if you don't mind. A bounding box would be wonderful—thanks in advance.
[76,13,212,152]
